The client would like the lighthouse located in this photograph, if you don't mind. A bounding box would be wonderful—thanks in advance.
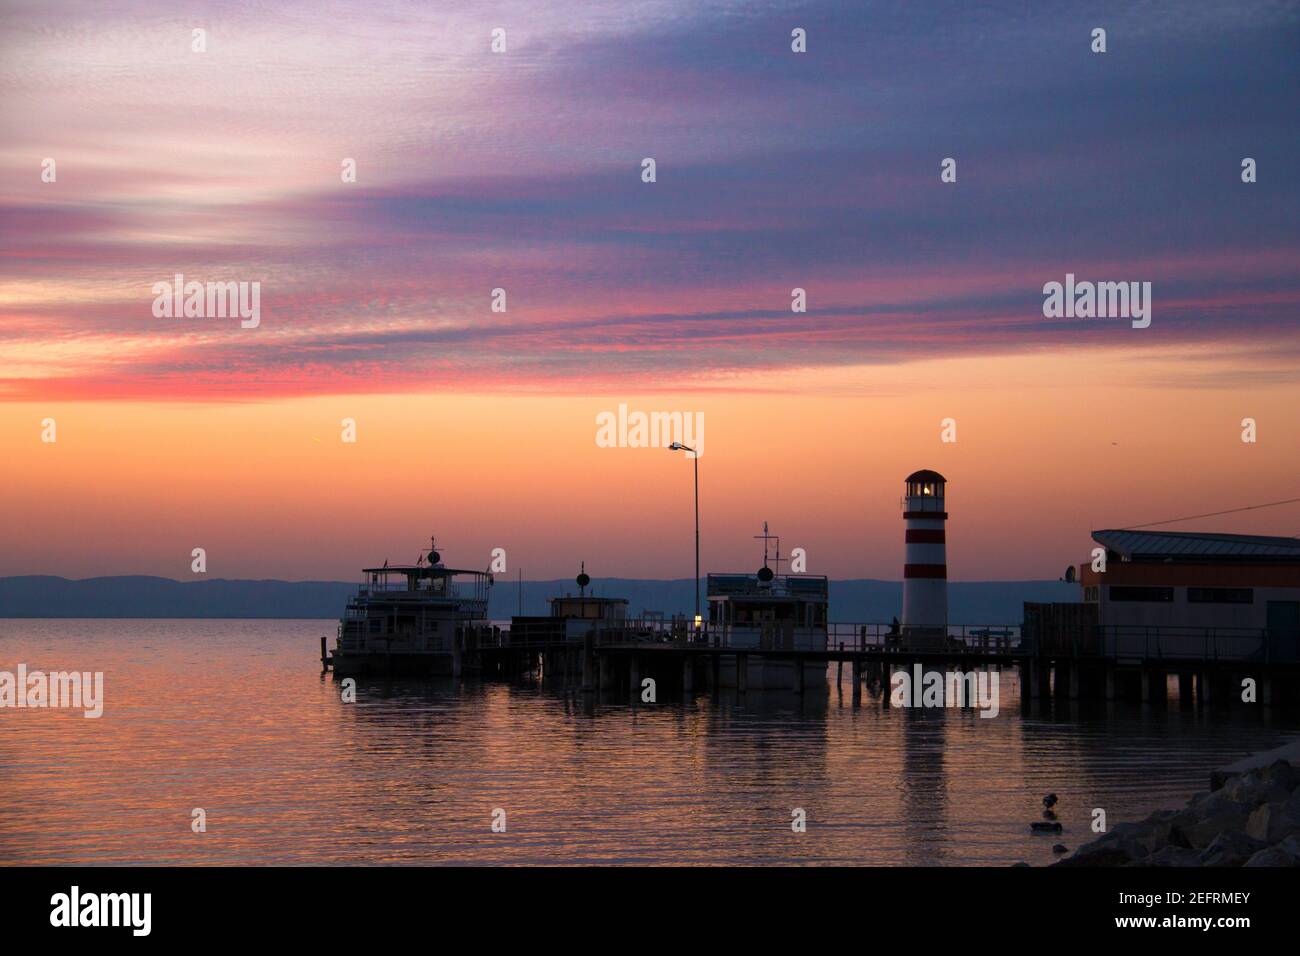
[902,470,948,644]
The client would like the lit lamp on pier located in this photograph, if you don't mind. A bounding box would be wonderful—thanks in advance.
[667,441,701,629]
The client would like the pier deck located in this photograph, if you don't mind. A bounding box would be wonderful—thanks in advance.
[325,621,1300,705]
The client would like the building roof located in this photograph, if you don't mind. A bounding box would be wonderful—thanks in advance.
[706,572,828,601]
[1092,529,1300,562]
[550,595,628,605]
[905,469,946,483]
[362,565,487,577]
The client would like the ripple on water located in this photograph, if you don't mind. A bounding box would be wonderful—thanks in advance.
[0,619,1295,865]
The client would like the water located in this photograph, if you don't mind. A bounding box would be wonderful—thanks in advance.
[1,619,1295,866]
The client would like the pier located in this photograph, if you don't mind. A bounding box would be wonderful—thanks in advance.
[325,618,1300,707]
[321,522,1300,707]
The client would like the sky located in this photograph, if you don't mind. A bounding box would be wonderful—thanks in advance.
[1,0,1297,581]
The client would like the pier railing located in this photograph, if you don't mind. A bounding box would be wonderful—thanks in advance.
[487,620,1022,655]
[1022,624,1300,664]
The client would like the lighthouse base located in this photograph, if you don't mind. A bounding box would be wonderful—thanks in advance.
[900,625,948,651]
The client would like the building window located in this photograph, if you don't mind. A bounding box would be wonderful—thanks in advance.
[1187,587,1253,604]
[1083,586,1099,602]
[1108,586,1174,603]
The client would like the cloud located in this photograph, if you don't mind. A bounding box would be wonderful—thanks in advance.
[1,0,1296,400]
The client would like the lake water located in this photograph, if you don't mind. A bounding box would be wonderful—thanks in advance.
[1,619,1295,866]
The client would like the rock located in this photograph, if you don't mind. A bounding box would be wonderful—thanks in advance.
[1191,788,1253,819]
[1135,845,1203,867]
[1245,799,1300,844]
[1243,836,1300,867]
[1057,822,1156,866]
[1200,831,1268,867]
[1056,759,1300,868]
[1259,759,1300,793]
[1146,807,1194,850]
[1053,844,1132,867]
[1222,769,1292,807]
[1052,844,1068,854]
[1170,792,1255,849]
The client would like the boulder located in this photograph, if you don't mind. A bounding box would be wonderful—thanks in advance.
[1058,821,1161,866]
[1134,846,1203,867]
[1172,813,1252,850]
[1170,792,1255,849]
[1199,831,1268,867]
[1259,759,1300,793]
[1243,836,1300,868]
[1245,799,1300,844]
[1222,768,1292,807]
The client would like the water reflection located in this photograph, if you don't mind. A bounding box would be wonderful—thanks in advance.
[0,619,1295,865]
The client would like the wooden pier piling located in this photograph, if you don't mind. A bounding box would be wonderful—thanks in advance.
[581,635,595,693]
[461,620,1298,709]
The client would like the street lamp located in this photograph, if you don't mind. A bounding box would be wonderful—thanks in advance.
[667,441,700,629]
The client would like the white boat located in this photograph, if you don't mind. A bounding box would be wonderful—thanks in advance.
[330,539,495,676]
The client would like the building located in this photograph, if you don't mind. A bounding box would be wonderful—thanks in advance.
[510,594,630,643]
[1079,529,1300,660]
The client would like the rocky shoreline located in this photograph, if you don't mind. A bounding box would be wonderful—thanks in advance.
[1054,757,1300,867]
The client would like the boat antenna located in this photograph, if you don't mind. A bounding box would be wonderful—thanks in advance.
[754,522,779,582]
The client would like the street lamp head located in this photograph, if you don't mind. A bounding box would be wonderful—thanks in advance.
[668,441,696,454]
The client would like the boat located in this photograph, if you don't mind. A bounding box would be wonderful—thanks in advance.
[508,564,675,645]
[330,538,495,676]
[706,523,830,689]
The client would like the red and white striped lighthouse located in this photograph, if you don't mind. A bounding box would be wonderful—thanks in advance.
[902,469,948,640]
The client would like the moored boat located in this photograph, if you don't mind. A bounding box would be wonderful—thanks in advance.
[330,538,495,676]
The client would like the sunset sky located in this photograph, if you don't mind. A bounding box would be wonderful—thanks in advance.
[1,0,1297,581]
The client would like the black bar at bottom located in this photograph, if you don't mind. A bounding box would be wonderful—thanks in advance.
[0,866,1285,943]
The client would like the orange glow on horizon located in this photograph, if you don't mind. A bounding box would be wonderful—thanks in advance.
[3,349,1297,581]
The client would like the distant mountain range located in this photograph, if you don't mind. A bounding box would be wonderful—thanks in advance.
[0,575,1080,623]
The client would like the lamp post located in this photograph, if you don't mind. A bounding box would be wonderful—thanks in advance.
[668,441,700,628]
